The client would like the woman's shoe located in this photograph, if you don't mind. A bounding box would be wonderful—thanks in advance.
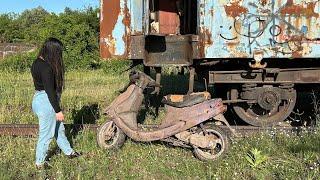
[308,159,320,170]
[68,151,82,159]
[36,161,51,170]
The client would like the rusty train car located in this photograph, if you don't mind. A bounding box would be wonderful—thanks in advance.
[100,0,320,126]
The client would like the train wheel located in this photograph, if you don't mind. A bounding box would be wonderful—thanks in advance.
[193,126,229,161]
[229,84,297,126]
[97,121,126,150]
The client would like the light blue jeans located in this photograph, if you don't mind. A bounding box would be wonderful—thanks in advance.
[32,90,73,165]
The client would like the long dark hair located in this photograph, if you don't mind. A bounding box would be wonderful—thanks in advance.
[38,38,65,93]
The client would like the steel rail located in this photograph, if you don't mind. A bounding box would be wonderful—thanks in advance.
[0,124,98,137]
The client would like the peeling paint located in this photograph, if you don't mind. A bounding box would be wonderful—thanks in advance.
[202,0,320,59]
[100,0,131,59]
[260,0,269,6]
[100,0,320,60]
[280,0,319,18]
[100,0,121,58]
[224,1,248,18]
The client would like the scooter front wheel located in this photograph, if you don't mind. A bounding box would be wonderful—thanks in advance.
[193,125,229,161]
[97,120,126,150]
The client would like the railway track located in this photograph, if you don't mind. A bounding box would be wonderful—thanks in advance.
[0,124,98,137]
[0,124,316,138]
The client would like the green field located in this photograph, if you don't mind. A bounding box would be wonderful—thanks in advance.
[0,70,319,179]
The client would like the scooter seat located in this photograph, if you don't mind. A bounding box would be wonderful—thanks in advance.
[162,92,211,108]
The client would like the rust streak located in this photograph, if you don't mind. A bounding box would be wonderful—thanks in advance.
[295,17,301,31]
[198,27,213,58]
[100,0,121,59]
[280,0,319,18]
[204,28,213,45]
[224,2,248,18]
[123,0,131,57]
[233,20,241,42]
[209,9,214,17]
[260,0,268,6]
[288,35,304,58]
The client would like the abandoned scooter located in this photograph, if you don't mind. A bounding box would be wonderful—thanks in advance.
[97,71,234,161]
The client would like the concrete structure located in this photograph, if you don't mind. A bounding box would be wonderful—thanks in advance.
[0,43,36,59]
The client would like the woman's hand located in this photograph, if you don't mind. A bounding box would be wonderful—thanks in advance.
[56,111,64,121]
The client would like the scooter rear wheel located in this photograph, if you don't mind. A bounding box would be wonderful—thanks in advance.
[193,125,229,161]
[97,120,126,150]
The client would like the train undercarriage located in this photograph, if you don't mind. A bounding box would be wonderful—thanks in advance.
[141,59,320,127]
[100,0,320,127]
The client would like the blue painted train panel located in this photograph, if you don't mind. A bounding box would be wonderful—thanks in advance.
[129,0,144,34]
[101,0,320,60]
[200,0,320,59]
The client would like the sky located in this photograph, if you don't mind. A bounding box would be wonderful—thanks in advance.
[0,0,99,14]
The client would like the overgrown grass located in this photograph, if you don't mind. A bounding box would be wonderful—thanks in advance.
[0,69,128,124]
[0,129,319,179]
[0,67,319,179]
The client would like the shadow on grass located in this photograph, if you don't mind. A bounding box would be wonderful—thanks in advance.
[69,103,100,138]
[46,104,100,159]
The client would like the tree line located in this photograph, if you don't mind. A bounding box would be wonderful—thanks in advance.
[0,6,100,69]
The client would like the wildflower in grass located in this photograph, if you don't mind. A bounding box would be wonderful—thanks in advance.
[245,148,268,169]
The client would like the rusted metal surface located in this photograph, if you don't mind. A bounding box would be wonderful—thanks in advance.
[109,98,225,142]
[199,0,320,59]
[229,85,297,127]
[0,124,38,136]
[103,71,226,142]
[0,124,98,137]
[158,0,180,35]
[129,35,145,59]
[144,35,194,66]
[1,123,315,139]
[280,0,318,18]
[188,67,195,93]
[224,2,248,18]
[209,68,320,84]
[100,0,320,61]
[100,0,131,59]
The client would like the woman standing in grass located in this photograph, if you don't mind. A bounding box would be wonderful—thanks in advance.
[31,38,81,168]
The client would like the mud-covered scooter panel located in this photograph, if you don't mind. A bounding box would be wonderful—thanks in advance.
[104,70,227,141]
[104,84,144,130]
[98,70,232,161]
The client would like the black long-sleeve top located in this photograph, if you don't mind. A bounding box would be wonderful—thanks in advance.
[31,58,61,113]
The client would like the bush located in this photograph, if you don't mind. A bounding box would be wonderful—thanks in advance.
[0,7,100,70]
[0,51,37,72]
[0,52,135,73]
[101,59,132,75]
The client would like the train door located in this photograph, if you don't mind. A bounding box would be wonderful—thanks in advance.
[146,0,198,35]
[143,0,200,66]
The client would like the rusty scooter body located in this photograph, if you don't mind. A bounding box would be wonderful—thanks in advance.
[97,71,234,161]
